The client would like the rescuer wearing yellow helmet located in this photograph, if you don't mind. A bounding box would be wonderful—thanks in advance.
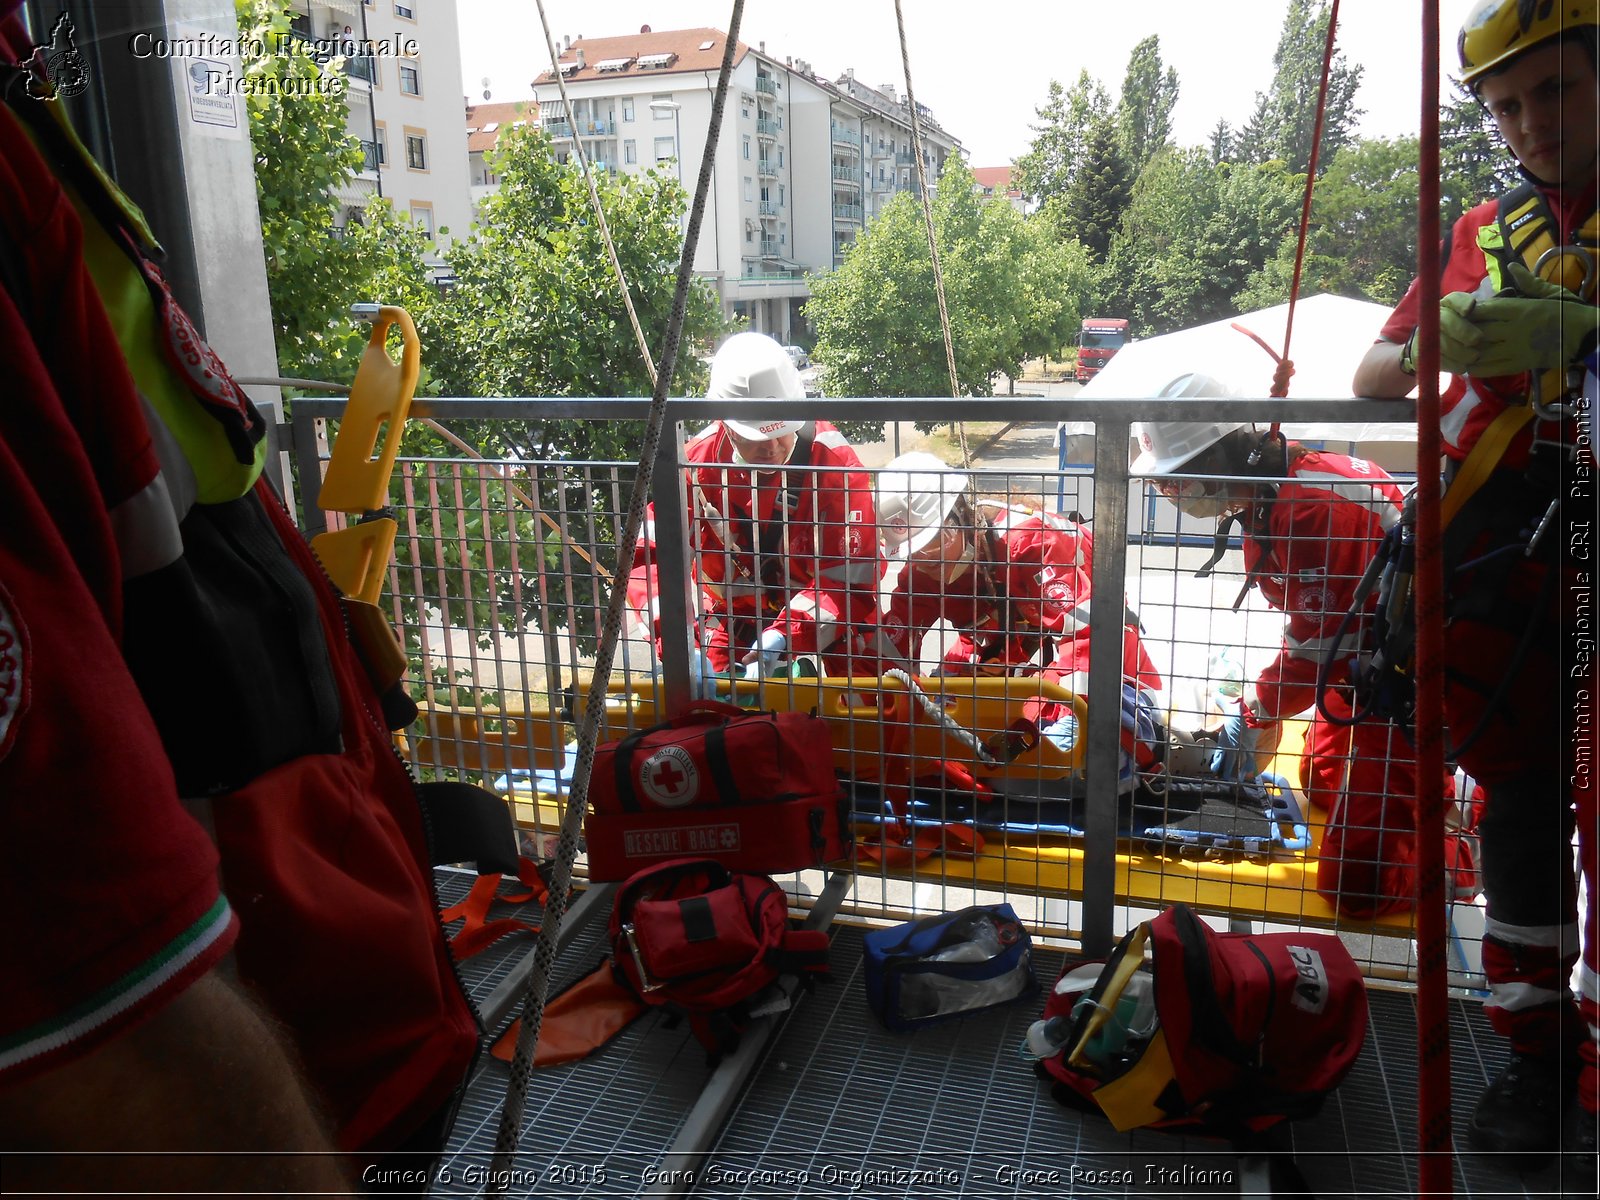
[1353,0,1598,1170]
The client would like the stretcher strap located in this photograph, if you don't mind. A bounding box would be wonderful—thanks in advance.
[441,857,549,960]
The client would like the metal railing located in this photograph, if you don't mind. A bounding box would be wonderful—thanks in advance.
[756,118,779,137]
[832,202,863,222]
[755,76,777,95]
[831,165,860,184]
[758,200,781,216]
[286,394,1474,981]
[757,160,778,178]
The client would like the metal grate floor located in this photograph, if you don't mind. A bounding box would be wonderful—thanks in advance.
[434,875,1587,1198]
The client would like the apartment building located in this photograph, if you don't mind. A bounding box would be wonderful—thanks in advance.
[528,27,960,341]
[290,0,471,257]
[465,99,538,215]
[971,165,1028,214]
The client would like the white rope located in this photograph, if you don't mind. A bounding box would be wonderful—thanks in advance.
[530,2,658,387]
[485,1,747,1189]
[882,668,1002,767]
[893,0,970,471]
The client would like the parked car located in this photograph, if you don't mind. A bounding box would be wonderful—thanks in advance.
[783,345,810,370]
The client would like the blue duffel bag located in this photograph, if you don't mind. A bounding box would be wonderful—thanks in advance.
[863,904,1037,1031]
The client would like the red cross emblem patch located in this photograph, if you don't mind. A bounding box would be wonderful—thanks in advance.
[639,746,700,807]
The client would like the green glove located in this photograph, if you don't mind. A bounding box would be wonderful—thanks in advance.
[1404,292,1485,375]
[1461,262,1600,377]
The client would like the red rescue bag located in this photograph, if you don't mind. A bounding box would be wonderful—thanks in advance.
[585,701,849,880]
[610,858,831,1060]
[1034,903,1366,1135]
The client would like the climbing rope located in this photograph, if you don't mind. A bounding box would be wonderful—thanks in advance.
[1232,0,1342,458]
[883,668,1005,768]
[1411,1,1451,1190]
[485,1,746,1189]
[893,0,971,470]
[528,2,659,388]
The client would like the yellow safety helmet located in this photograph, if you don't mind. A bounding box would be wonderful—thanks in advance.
[1458,0,1599,87]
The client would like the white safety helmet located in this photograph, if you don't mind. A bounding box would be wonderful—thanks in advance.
[708,332,806,440]
[876,451,971,557]
[1129,373,1246,475]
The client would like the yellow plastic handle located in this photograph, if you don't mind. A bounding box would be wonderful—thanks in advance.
[318,305,421,515]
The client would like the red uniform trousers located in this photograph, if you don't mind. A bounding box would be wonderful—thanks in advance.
[1445,468,1596,1113]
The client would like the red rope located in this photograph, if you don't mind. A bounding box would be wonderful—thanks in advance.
[1268,0,1344,411]
[1414,1,1452,1193]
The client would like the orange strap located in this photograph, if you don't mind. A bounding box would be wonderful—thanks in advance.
[490,959,646,1068]
[857,822,984,868]
[441,857,550,960]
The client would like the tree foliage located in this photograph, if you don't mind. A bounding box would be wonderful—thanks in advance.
[1235,0,1364,175]
[237,0,369,380]
[239,0,726,668]
[1060,119,1133,261]
[1115,35,1179,173]
[806,160,1090,434]
[1012,72,1111,206]
[1100,148,1302,333]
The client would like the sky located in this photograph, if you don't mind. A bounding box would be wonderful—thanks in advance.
[456,0,1481,167]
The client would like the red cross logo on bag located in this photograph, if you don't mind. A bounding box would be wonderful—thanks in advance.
[640,746,700,807]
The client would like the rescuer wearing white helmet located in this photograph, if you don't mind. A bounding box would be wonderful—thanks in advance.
[1132,373,1476,924]
[1352,0,1598,1163]
[874,451,1163,795]
[625,332,881,681]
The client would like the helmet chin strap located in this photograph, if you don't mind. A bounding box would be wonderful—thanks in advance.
[943,541,975,584]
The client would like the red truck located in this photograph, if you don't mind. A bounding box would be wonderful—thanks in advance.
[1075,317,1129,383]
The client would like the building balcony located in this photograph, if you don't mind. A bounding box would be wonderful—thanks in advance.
[832,202,863,222]
[759,238,780,257]
[830,124,860,148]
[755,76,777,95]
[758,200,781,217]
[831,165,860,185]
[578,119,615,137]
[758,160,778,179]
[895,151,915,165]
[755,118,778,138]
[543,121,573,139]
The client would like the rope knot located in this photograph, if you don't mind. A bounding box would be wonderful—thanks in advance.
[1270,358,1295,399]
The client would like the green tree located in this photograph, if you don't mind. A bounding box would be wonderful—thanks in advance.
[1235,0,1364,175]
[240,0,726,673]
[1101,148,1301,333]
[425,126,721,462]
[1308,136,1420,305]
[237,0,370,380]
[1209,118,1233,164]
[1013,71,1111,207]
[806,161,1090,434]
[1115,35,1179,173]
[1060,118,1133,261]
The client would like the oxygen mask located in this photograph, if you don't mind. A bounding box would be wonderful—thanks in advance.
[1158,478,1242,521]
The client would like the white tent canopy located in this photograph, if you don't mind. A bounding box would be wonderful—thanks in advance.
[1066,294,1421,444]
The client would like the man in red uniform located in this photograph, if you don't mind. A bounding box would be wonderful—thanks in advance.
[875,451,1162,790]
[1353,0,1598,1162]
[629,332,881,679]
[0,16,478,1190]
[1132,389,1472,919]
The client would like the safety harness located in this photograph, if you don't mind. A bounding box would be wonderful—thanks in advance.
[1341,186,1596,737]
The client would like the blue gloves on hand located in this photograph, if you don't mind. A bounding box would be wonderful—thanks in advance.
[741,628,788,680]
[1209,704,1280,781]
